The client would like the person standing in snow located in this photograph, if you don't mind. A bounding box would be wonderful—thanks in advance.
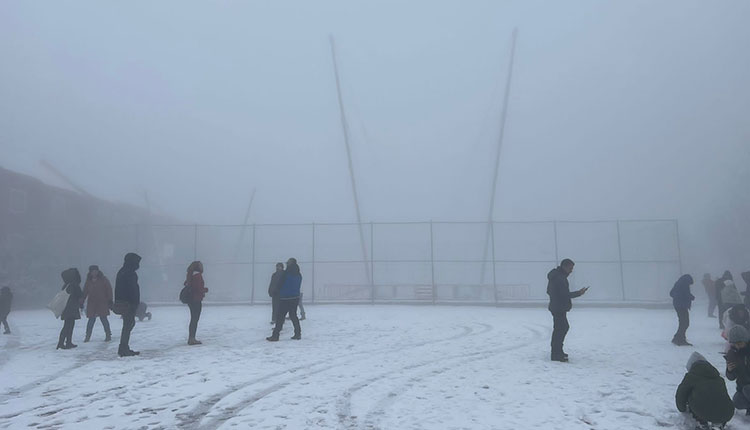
[546,259,588,362]
[702,273,717,318]
[268,263,284,325]
[81,265,113,342]
[670,274,695,346]
[0,286,12,334]
[57,268,83,350]
[676,351,735,428]
[716,271,742,330]
[115,253,141,357]
[266,258,302,342]
[184,261,208,345]
[726,326,750,416]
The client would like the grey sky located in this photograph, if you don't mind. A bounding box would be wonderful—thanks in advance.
[1,1,749,272]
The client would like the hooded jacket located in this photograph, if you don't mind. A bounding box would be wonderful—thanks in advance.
[726,343,750,391]
[115,253,141,309]
[547,267,583,313]
[60,268,83,321]
[676,352,735,424]
[670,275,695,310]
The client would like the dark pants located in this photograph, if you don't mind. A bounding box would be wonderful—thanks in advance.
[188,301,202,339]
[550,311,569,356]
[271,295,280,322]
[86,316,111,337]
[58,319,75,346]
[273,298,300,337]
[1,313,9,333]
[120,312,136,351]
[673,307,689,342]
[734,385,750,410]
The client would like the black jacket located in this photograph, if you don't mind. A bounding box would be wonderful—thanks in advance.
[676,361,735,424]
[547,267,583,313]
[60,268,82,321]
[268,270,284,298]
[726,344,750,391]
[115,253,141,308]
[0,287,11,316]
[670,274,695,310]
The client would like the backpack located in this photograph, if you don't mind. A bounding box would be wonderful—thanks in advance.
[179,280,191,304]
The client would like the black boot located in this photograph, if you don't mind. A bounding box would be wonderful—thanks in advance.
[104,333,112,342]
[266,334,279,342]
[291,333,301,340]
[84,333,91,343]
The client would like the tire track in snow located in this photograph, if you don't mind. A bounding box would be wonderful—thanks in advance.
[179,323,493,430]
[337,323,548,430]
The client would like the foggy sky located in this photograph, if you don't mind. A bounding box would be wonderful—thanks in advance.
[1,1,749,273]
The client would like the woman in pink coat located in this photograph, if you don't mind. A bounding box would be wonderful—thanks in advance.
[81,265,113,342]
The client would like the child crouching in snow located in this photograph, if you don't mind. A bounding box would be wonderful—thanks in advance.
[676,352,735,429]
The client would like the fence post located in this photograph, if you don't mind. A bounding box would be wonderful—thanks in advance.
[251,223,256,305]
[370,222,375,305]
[616,220,626,301]
[491,221,498,305]
[430,220,436,305]
[134,224,140,253]
[193,224,198,261]
[311,222,316,304]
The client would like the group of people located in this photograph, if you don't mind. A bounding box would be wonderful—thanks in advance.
[46,253,306,356]
[667,270,750,428]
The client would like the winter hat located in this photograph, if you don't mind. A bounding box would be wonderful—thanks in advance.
[728,325,750,344]
[686,351,707,371]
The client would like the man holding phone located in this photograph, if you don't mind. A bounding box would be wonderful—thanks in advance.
[726,325,750,415]
[547,258,589,362]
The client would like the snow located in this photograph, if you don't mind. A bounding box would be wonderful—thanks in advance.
[0,305,748,430]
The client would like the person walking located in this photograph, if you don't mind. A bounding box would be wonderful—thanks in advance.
[266,258,302,342]
[115,253,141,357]
[725,326,750,416]
[57,268,82,350]
[268,263,284,325]
[670,274,695,346]
[676,351,735,428]
[81,265,113,342]
[546,258,589,362]
[184,261,208,345]
[702,273,717,318]
[0,286,12,334]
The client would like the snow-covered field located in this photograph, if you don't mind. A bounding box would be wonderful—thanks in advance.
[0,305,747,430]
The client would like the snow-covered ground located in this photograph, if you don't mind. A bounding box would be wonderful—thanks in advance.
[0,305,747,430]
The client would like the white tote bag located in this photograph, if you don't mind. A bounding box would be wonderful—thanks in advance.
[47,288,70,319]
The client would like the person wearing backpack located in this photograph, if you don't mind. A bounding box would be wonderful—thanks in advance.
[184,261,208,345]
[676,351,735,428]
[266,258,302,342]
[670,274,695,346]
[57,268,83,350]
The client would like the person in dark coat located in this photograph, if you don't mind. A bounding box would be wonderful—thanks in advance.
[741,271,750,308]
[115,253,141,357]
[184,261,208,345]
[676,351,735,427]
[546,258,588,362]
[702,273,717,318]
[670,274,695,346]
[0,286,12,334]
[268,263,284,325]
[57,268,82,350]
[726,325,750,416]
[266,258,302,342]
[81,265,113,342]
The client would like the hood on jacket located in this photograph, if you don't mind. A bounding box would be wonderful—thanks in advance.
[123,253,141,271]
[548,267,568,281]
[686,351,707,371]
[675,274,694,289]
[722,270,733,281]
[61,268,81,284]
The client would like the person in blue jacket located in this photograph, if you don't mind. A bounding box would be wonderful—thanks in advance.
[671,274,695,346]
[266,258,302,341]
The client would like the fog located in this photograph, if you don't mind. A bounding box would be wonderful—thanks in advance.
[2,1,749,290]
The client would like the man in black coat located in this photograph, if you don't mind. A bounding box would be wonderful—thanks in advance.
[547,258,588,362]
[268,263,284,325]
[115,253,141,357]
